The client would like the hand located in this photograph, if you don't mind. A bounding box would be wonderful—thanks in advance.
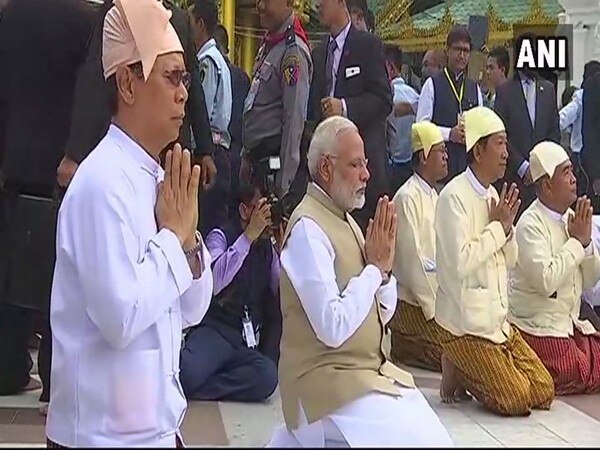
[394,102,414,117]
[523,167,533,186]
[56,156,79,188]
[489,182,521,235]
[449,125,465,144]
[321,97,343,118]
[273,217,288,254]
[155,144,201,246]
[198,155,217,191]
[365,196,397,276]
[239,153,252,183]
[568,196,593,248]
[244,198,272,242]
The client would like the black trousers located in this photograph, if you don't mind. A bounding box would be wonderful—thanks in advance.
[0,187,56,400]
[199,147,234,235]
[179,322,278,402]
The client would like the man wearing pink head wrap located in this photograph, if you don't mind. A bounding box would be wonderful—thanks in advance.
[46,0,214,446]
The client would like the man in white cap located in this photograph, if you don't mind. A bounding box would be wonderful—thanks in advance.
[508,141,600,395]
[434,106,555,416]
[268,116,452,447]
[390,121,449,373]
[46,0,213,446]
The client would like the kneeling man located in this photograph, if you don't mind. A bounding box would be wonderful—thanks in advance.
[509,141,600,395]
[435,107,555,416]
[390,121,448,372]
[269,116,452,447]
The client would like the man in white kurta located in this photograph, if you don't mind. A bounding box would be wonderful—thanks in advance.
[508,141,600,395]
[268,116,452,447]
[390,121,449,372]
[46,0,213,446]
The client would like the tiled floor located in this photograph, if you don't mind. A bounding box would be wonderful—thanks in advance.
[1,364,600,447]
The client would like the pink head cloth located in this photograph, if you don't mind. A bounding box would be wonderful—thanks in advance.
[102,0,184,81]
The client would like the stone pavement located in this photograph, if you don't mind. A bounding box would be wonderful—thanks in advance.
[1,364,600,447]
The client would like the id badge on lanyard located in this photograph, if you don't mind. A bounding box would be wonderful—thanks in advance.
[444,68,465,117]
[242,306,257,348]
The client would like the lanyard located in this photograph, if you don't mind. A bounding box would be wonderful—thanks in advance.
[444,67,465,112]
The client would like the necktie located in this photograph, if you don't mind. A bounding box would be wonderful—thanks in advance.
[325,38,338,97]
[525,79,536,127]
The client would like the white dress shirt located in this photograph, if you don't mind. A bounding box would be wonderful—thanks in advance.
[416,74,483,142]
[46,125,213,447]
[327,20,352,117]
[269,210,452,447]
[559,88,583,154]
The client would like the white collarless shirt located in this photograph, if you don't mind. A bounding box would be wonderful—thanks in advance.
[46,125,213,447]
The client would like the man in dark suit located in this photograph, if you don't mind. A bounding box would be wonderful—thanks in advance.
[57,0,217,190]
[0,0,94,405]
[582,63,600,209]
[308,0,392,232]
[494,34,560,214]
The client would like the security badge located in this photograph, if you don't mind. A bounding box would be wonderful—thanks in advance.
[282,54,300,87]
[242,305,259,348]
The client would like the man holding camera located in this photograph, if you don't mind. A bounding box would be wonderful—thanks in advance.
[240,0,312,222]
[180,183,282,402]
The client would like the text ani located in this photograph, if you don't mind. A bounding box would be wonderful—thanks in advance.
[516,37,568,71]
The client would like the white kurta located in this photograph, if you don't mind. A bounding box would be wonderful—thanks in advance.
[46,125,213,447]
[268,217,452,447]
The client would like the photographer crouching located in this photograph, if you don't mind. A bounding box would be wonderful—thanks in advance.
[179,182,282,402]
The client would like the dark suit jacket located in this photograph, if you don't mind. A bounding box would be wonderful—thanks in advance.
[494,76,560,179]
[307,26,392,229]
[63,0,214,164]
[0,0,94,194]
[582,73,600,182]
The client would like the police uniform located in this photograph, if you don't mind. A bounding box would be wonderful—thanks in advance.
[197,37,234,233]
[242,13,312,214]
[197,37,232,149]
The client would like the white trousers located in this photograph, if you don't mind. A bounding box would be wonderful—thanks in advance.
[267,387,453,448]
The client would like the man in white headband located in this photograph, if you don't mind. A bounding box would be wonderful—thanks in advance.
[46,0,213,446]
[434,106,555,416]
[508,141,600,395]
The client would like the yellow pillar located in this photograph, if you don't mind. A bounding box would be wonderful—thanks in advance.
[222,0,236,63]
[242,32,258,77]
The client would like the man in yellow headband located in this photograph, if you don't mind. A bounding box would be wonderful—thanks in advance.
[508,141,600,396]
[389,121,449,373]
[434,106,555,415]
[46,0,213,446]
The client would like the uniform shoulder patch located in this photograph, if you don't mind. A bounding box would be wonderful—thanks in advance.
[282,54,300,87]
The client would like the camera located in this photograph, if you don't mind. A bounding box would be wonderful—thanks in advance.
[255,156,283,230]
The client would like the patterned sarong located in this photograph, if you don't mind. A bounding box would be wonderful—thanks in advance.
[390,302,444,372]
[439,325,555,416]
[520,329,600,395]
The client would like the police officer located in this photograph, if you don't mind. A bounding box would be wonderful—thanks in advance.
[241,0,312,218]
[190,0,234,233]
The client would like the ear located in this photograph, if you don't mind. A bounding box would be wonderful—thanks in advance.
[473,143,484,163]
[319,157,333,184]
[115,66,137,107]
[239,203,248,221]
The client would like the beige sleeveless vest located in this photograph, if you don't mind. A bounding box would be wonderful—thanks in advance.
[278,183,415,429]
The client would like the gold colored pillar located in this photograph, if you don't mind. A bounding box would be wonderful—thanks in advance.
[222,0,236,63]
[242,32,258,76]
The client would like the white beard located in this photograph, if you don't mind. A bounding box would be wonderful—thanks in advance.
[329,175,366,212]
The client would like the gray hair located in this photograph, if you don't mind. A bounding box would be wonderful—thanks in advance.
[307,116,358,179]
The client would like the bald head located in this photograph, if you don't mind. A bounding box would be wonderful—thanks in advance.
[422,49,446,81]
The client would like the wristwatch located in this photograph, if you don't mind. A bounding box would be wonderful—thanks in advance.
[381,270,392,285]
[183,231,203,258]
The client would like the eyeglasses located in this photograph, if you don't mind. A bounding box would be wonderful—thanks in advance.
[450,45,471,55]
[326,154,369,170]
[164,69,192,90]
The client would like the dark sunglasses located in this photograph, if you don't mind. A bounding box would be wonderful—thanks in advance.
[164,69,192,90]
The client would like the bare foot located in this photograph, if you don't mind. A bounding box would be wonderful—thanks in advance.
[454,385,472,402]
[22,377,42,392]
[440,354,459,404]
